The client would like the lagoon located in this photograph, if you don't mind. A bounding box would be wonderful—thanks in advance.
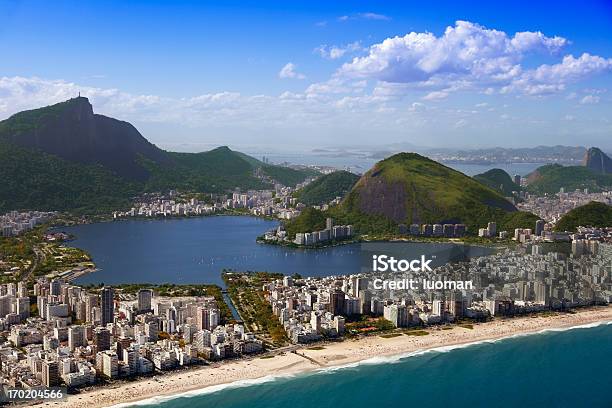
[59,216,494,286]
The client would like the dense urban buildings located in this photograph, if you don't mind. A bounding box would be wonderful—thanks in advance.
[518,190,612,225]
[0,280,262,389]
[0,211,55,237]
[112,184,315,222]
[267,240,611,343]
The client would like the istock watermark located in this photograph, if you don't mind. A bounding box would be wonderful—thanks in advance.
[371,254,433,272]
[360,242,475,291]
[372,278,473,290]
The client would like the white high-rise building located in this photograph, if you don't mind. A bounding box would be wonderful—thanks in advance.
[137,289,153,312]
[68,325,86,351]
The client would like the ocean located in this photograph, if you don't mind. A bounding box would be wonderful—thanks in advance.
[122,322,611,408]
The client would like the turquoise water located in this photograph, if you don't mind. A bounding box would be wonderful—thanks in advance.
[58,216,493,286]
[130,323,611,408]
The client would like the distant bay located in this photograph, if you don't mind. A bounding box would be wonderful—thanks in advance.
[251,152,546,176]
[57,216,493,286]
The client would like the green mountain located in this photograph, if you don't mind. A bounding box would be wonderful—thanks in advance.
[555,202,612,232]
[0,98,316,213]
[526,164,612,194]
[294,170,359,205]
[287,153,538,236]
[583,147,612,174]
[473,168,520,196]
[0,96,170,181]
[141,146,318,192]
[232,151,319,186]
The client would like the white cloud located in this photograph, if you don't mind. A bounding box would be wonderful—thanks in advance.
[509,31,568,54]
[357,12,390,21]
[278,62,306,79]
[0,76,390,133]
[529,53,611,83]
[580,94,600,104]
[305,78,366,97]
[408,102,425,112]
[339,21,567,83]
[338,12,390,22]
[334,20,612,97]
[454,119,468,128]
[503,53,612,95]
[0,76,165,119]
[315,42,363,59]
[423,91,449,101]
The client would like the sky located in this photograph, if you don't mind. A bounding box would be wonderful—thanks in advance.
[1,0,611,153]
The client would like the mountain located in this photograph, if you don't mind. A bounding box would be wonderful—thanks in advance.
[287,153,538,236]
[473,169,520,196]
[555,202,612,232]
[526,164,612,194]
[294,171,359,205]
[583,147,612,174]
[0,97,170,181]
[141,146,317,192]
[342,153,516,225]
[0,98,317,213]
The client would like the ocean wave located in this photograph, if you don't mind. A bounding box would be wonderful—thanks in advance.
[312,319,612,374]
[108,373,299,408]
[111,319,611,407]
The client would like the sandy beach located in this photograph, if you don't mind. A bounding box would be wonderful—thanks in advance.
[43,306,612,408]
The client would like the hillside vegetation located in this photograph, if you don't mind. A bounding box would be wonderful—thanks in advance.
[0,141,138,213]
[294,171,359,205]
[555,202,612,232]
[526,164,612,194]
[473,168,520,196]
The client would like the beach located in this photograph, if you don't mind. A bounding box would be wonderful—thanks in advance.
[45,306,612,408]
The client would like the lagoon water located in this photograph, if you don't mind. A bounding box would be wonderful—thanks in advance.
[131,323,612,408]
[59,216,494,286]
[62,216,356,286]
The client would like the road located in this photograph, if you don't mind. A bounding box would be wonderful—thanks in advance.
[21,245,43,282]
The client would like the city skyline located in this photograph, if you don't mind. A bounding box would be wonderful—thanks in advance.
[1,1,612,151]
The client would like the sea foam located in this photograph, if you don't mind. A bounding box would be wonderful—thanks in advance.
[109,319,611,407]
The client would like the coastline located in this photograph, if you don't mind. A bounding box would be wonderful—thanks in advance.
[46,306,612,408]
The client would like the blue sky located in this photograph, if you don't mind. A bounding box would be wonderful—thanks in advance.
[1,0,611,152]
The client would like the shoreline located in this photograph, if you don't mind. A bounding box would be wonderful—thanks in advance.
[45,306,612,408]
[257,235,508,250]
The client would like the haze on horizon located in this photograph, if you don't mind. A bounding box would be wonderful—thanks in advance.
[1,0,611,153]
